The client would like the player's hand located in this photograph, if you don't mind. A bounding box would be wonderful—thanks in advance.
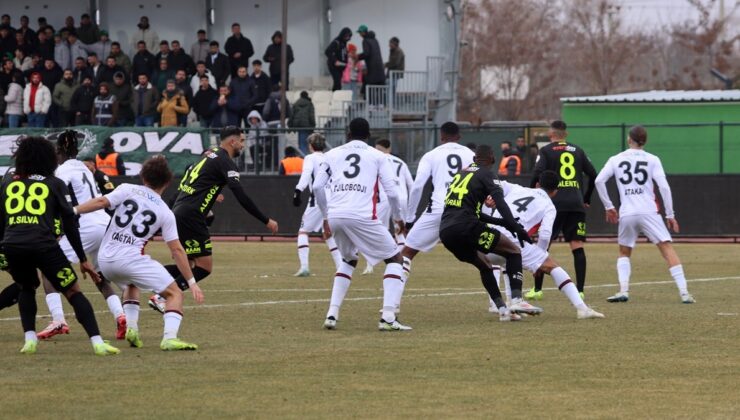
[514,226,533,247]
[395,220,405,234]
[292,189,302,207]
[484,195,495,208]
[266,219,279,234]
[216,194,225,203]
[0,253,8,271]
[190,283,205,304]
[584,202,590,209]
[605,208,619,224]
[80,261,101,283]
[666,218,680,233]
[403,221,414,236]
[322,219,332,238]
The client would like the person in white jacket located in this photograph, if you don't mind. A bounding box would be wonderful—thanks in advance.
[23,72,52,127]
[4,73,24,127]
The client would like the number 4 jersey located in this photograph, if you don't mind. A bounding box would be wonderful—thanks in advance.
[98,183,178,260]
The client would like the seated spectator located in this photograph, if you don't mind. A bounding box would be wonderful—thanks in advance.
[22,54,43,81]
[342,43,364,100]
[209,84,240,128]
[18,15,36,47]
[76,13,100,45]
[99,56,125,84]
[279,146,303,175]
[131,16,159,54]
[67,32,88,63]
[13,48,32,72]
[53,69,77,127]
[190,60,216,93]
[72,56,93,85]
[250,59,271,111]
[206,41,230,87]
[4,72,24,127]
[0,59,14,92]
[190,29,209,64]
[40,58,63,88]
[169,40,194,75]
[92,81,118,126]
[156,79,189,127]
[0,26,15,59]
[70,75,96,124]
[132,40,156,79]
[152,58,174,93]
[85,30,111,61]
[290,91,316,155]
[262,84,291,126]
[23,71,51,127]
[192,75,218,127]
[132,73,159,126]
[229,65,256,127]
[63,16,76,34]
[109,71,133,126]
[54,32,71,71]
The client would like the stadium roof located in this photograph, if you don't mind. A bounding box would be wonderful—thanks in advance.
[561,90,740,103]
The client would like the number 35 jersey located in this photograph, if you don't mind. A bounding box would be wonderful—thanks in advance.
[532,142,596,213]
[98,183,178,260]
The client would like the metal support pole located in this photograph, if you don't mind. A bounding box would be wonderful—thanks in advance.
[719,121,724,174]
[280,0,288,129]
[620,123,626,151]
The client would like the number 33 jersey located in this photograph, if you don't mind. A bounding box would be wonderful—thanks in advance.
[98,183,178,260]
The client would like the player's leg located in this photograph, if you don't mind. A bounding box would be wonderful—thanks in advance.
[0,282,20,311]
[120,285,143,348]
[5,248,42,353]
[324,234,343,270]
[567,212,589,297]
[490,232,542,315]
[644,214,693,303]
[94,276,126,339]
[324,218,357,329]
[295,230,311,276]
[400,212,440,280]
[35,276,70,339]
[608,216,637,302]
[538,257,604,319]
[159,281,198,350]
[528,212,564,299]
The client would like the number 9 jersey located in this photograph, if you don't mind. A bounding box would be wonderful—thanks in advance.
[531,141,596,212]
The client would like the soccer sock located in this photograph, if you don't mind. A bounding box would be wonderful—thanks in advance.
[617,257,631,293]
[573,248,587,293]
[164,264,181,279]
[550,267,586,309]
[381,262,405,323]
[503,272,512,301]
[327,262,354,319]
[106,295,124,319]
[0,282,20,310]
[533,270,544,292]
[25,330,37,342]
[18,287,37,333]
[669,264,688,295]
[297,233,310,270]
[123,300,140,331]
[479,267,505,309]
[163,310,183,340]
[175,267,211,290]
[396,233,406,252]
[68,292,101,338]
[402,256,412,281]
[325,236,343,269]
[504,253,524,299]
[45,292,66,322]
[489,266,501,307]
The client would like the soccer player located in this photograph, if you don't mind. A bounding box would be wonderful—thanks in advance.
[82,156,116,195]
[75,156,206,350]
[0,136,119,355]
[292,133,343,276]
[149,126,278,312]
[313,118,410,331]
[439,145,541,321]
[484,171,604,319]
[594,125,695,304]
[527,120,596,300]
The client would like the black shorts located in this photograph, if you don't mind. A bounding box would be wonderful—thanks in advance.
[4,244,79,292]
[174,208,213,258]
[440,222,502,264]
[553,211,587,242]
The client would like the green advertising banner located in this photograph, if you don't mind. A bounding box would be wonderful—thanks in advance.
[0,126,212,176]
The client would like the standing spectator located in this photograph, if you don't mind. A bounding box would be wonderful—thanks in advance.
[206,41,230,87]
[96,137,126,176]
[156,79,189,127]
[22,54,43,81]
[357,26,385,96]
[0,59,14,92]
[279,147,303,175]
[325,27,351,91]
[250,59,271,112]
[246,110,267,163]
[36,31,54,62]
[341,43,364,100]
[224,23,253,78]
[86,31,111,61]
[18,16,36,47]
[109,42,131,75]
[23,71,51,127]
[385,36,405,90]
[154,40,171,66]
[92,81,118,126]
[190,29,209,64]
[76,13,99,45]
[229,65,257,127]
[40,59,63,91]
[174,69,192,126]
[37,17,48,31]
[109,71,133,126]
[87,53,103,84]
[132,41,156,80]
[3,72,24,127]
[263,31,293,89]
[209,84,240,128]
[99,56,124,84]
[54,32,71,71]
[262,84,291,125]
[169,40,194,75]
[190,61,215,92]
[130,16,159,55]
[290,91,315,155]
[192,75,217,127]
[151,58,174,93]
[70,75,96,124]
[132,73,158,126]
[0,15,13,33]
[13,48,33,72]
[66,32,88,63]
[52,69,77,126]
[515,136,527,156]
[498,141,522,176]
[0,26,16,58]
[63,16,76,34]
[0,84,4,126]
[14,32,34,57]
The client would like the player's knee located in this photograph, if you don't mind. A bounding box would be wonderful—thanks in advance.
[384,253,403,265]
[342,259,358,268]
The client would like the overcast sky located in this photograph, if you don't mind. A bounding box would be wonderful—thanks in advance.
[620,0,737,30]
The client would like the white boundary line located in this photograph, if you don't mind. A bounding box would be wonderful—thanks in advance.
[1,276,738,322]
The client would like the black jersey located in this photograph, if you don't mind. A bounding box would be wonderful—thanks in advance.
[94,169,116,195]
[531,141,597,213]
[0,173,86,261]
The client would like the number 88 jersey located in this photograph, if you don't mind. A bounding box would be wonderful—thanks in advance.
[98,183,179,260]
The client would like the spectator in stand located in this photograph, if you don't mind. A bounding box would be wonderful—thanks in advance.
[290,91,315,155]
[37,17,48,30]
[192,75,217,127]
[0,59,14,92]
[86,30,111,61]
[0,85,4,126]
[109,71,133,126]
[225,23,253,78]
[325,27,351,91]
[13,48,33,72]
[206,41,230,87]
[262,84,291,126]
[525,143,539,173]
[0,15,13,33]
[22,55,43,81]
[63,16,76,34]
[23,71,51,127]
[82,157,116,195]
[0,26,16,59]
[229,65,257,127]
[209,84,240,128]
[174,69,192,126]
[190,29,209,64]
[77,13,99,45]
[52,69,77,126]
[132,40,156,79]
[37,31,55,62]
[87,53,103,84]
[67,32,88,63]
[263,30,293,89]
[92,81,118,126]
[110,41,131,75]
[155,40,171,67]
[18,16,36,46]
[72,56,92,85]
[515,136,527,156]
[152,58,174,93]
[131,16,159,55]
[99,56,124,84]
[341,43,364,100]
[157,79,189,127]
[4,72,24,127]
[96,137,126,176]
[169,40,194,75]
[40,58,63,91]
[250,59,271,112]
[54,32,71,71]
[498,141,522,177]
[70,75,95,124]
[245,110,267,165]
[190,60,215,93]
[385,36,404,89]
[279,146,303,175]
[14,32,34,57]
[132,73,158,126]
[357,25,385,97]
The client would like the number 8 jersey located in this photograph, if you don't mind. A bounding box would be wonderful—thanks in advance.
[532,141,596,212]
[98,183,179,260]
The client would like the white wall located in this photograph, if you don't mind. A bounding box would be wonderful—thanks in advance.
[2,0,90,31]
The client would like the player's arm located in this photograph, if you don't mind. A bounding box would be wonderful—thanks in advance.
[163,213,203,303]
[379,158,405,225]
[484,175,532,244]
[74,196,111,214]
[226,172,278,233]
[653,159,678,231]
[582,151,598,206]
[293,156,314,206]
[402,162,414,194]
[312,162,331,219]
[405,156,431,224]
[529,150,546,188]
[537,202,556,251]
[594,159,619,223]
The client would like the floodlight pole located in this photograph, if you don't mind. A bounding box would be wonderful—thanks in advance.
[280,0,288,128]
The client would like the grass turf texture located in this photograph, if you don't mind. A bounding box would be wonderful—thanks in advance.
[0,242,738,419]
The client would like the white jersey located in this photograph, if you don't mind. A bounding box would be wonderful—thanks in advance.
[55,159,110,227]
[487,182,556,249]
[595,149,674,218]
[98,183,178,261]
[314,140,402,221]
[406,142,474,220]
[295,152,326,194]
[378,154,414,208]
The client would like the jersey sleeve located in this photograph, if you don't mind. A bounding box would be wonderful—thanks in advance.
[594,158,616,210]
[652,157,675,218]
[378,155,404,221]
[294,155,314,192]
[105,183,132,209]
[406,155,432,222]
[537,200,557,251]
[581,149,598,205]
[160,210,179,243]
[401,162,414,193]
[312,160,331,218]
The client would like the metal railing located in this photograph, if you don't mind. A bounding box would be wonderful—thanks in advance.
[389,70,429,117]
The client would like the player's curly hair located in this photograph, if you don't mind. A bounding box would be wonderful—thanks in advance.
[13,136,58,177]
[140,155,173,190]
[56,130,79,159]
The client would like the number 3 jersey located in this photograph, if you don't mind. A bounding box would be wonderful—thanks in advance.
[532,141,596,212]
[595,149,674,218]
[98,183,178,260]
[55,159,110,228]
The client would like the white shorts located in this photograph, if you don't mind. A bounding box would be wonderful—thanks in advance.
[376,200,391,226]
[99,256,175,294]
[300,205,324,233]
[60,223,107,268]
[405,212,441,252]
[500,230,549,272]
[329,217,399,265]
[618,213,672,248]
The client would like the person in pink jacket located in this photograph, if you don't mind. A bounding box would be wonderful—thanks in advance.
[341,43,365,101]
[23,72,52,127]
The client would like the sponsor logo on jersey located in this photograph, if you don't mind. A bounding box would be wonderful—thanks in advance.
[199,185,220,213]
[184,239,202,254]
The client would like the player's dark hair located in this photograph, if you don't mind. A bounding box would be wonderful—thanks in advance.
[56,130,79,159]
[466,142,477,151]
[440,122,459,136]
[550,120,567,130]
[629,125,647,146]
[220,126,242,141]
[375,138,391,149]
[539,170,559,192]
[13,136,58,177]
[349,118,370,139]
[474,144,495,166]
[140,155,172,190]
